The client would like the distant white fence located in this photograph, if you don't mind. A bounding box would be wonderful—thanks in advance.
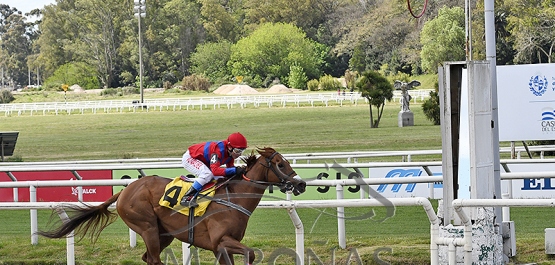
[0,90,434,116]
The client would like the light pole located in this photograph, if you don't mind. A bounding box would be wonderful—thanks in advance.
[133,0,146,104]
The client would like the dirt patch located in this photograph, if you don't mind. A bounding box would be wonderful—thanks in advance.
[266,84,293,94]
[213,84,259,95]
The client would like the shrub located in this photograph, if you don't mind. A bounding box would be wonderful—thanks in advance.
[100,88,118,96]
[122,87,139,95]
[319,74,342,91]
[422,87,440,125]
[5,155,23,162]
[0,90,15,103]
[182,74,211,92]
[344,70,358,90]
[527,140,555,156]
[163,81,173,90]
[44,62,101,90]
[287,64,308,90]
[307,79,319,91]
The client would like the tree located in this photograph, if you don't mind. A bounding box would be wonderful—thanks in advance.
[153,0,205,83]
[356,70,394,128]
[36,0,125,88]
[74,0,125,88]
[35,2,78,79]
[505,0,555,64]
[472,1,515,65]
[420,6,465,73]
[190,41,232,84]
[0,8,32,87]
[228,22,323,88]
[199,0,243,42]
[243,0,337,42]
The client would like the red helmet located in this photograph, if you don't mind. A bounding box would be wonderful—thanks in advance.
[227,132,247,149]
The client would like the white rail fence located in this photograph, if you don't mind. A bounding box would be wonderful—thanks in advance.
[1,144,554,167]
[0,196,437,265]
[0,90,434,116]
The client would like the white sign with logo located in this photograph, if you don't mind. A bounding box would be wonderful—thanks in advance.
[368,165,555,199]
[368,167,443,198]
[497,63,555,141]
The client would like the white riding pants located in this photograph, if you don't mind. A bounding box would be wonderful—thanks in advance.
[181,151,216,187]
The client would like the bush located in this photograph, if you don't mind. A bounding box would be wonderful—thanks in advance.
[319,75,342,91]
[0,90,15,103]
[122,87,139,95]
[44,62,101,90]
[287,64,308,90]
[100,88,119,96]
[422,87,440,125]
[163,81,173,90]
[307,79,319,91]
[182,74,211,92]
[5,155,23,162]
[344,70,358,90]
[527,140,555,156]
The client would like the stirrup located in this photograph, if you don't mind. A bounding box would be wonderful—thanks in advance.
[180,195,199,207]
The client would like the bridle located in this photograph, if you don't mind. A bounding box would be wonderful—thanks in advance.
[242,151,297,187]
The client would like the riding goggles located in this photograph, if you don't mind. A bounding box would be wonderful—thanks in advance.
[232,148,246,155]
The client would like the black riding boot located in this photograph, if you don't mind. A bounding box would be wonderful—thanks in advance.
[180,186,200,207]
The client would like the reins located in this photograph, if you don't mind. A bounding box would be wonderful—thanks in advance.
[200,151,295,216]
[242,151,295,186]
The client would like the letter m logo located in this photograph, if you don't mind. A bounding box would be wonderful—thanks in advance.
[377,169,422,193]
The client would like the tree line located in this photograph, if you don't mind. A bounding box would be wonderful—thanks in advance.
[0,0,552,91]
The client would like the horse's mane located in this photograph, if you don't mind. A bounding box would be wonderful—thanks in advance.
[241,147,276,168]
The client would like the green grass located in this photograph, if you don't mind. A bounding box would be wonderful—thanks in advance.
[1,90,555,264]
[1,207,554,264]
[1,100,441,162]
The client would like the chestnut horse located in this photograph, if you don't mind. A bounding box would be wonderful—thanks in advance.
[38,147,306,265]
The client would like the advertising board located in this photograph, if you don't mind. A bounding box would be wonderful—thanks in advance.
[497,63,555,141]
[0,170,112,202]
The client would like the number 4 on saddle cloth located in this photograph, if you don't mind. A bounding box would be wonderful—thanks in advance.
[158,175,217,216]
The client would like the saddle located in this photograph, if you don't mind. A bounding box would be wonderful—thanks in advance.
[158,175,216,217]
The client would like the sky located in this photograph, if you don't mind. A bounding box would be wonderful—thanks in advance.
[3,0,56,14]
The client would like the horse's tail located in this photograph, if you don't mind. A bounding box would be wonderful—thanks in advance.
[38,191,122,243]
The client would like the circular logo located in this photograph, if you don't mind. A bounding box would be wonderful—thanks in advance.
[529,75,548,96]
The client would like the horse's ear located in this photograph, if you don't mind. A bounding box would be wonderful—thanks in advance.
[256,147,268,156]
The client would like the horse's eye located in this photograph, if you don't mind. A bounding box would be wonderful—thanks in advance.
[278,163,284,169]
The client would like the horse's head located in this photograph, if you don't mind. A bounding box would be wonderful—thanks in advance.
[242,147,306,195]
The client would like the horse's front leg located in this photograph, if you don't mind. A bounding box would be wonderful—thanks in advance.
[213,235,255,265]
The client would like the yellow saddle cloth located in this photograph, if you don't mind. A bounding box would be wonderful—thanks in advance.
[158,177,216,216]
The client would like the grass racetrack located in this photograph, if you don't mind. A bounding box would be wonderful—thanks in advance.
[1,93,554,264]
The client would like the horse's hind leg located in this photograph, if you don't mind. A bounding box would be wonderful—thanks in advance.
[158,227,176,259]
[142,224,174,265]
[138,226,165,265]
[214,235,255,265]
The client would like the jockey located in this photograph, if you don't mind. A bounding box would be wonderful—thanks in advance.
[180,132,248,207]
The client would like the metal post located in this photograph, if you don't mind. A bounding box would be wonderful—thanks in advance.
[30,185,38,245]
[56,208,75,265]
[484,0,502,226]
[134,0,146,104]
[138,13,144,104]
[336,184,346,249]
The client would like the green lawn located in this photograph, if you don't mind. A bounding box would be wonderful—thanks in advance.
[0,206,553,264]
[1,101,441,162]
